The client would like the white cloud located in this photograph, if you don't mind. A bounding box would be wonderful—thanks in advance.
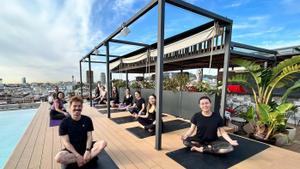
[0,0,101,83]
[248,15,270,22]
[259,39,300,49]
[224,2,242,8]
[235,27,284,39]
[233,23,255,30]
[280,0,300,14]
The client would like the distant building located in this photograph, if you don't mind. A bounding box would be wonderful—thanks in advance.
[0,78,3,91]
[86,70,94,84]
[100,72,106,85]
[22,77,26,84]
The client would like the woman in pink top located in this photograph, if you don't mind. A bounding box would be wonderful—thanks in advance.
[50,92,69,119]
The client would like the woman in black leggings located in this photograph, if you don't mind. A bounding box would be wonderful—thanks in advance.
[135,94,156,132]
[181,96,238,154]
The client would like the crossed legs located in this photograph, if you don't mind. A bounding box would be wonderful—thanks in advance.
[55,140,107,165]
[183,136,233,154]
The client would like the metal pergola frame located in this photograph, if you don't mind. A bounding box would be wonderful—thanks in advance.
[79,0,233,150]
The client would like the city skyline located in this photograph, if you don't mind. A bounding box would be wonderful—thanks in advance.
[1,0,299,83]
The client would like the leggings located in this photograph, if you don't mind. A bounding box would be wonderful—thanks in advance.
[129,107,145,115]
[138,117,155,130]
[183,136,233,154]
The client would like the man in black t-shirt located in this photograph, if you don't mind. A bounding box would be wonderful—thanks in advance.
[54,96,107,167]
[181,96,238,153]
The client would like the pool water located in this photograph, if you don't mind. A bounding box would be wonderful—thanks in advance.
[0,109,36,168]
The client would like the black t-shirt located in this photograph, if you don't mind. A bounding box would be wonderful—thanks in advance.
[191,112,224,143]
[135,98,145,112]
[123,95,133,106]
[111,92,119,103]
[95,88,100,98]
[59,115,94,155]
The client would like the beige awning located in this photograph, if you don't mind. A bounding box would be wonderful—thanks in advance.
[110,25,222,70]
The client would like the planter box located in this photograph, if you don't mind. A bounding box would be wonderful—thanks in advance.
[181,91,219,120]
[119,88,221,120]
[162,90,180,117]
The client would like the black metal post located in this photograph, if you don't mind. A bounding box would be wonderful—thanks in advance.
[220,25,232,118]
[88,56,92,107]
[155,0,165,150]
[179,69,183,117]
[79,61,83,98]
[126,71,129,88]
[106,42,111,118]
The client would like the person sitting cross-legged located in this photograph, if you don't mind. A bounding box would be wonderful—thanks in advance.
[127,91,146,117]
[110,86,120,108]
[92,83,101,107]
[135,94,157,133]
[55,96,107,167]
[50,91,69,120]
[99,86,107,104]
[181,96,238,154]
[118,87,133,110]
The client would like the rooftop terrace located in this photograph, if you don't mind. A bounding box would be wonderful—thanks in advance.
[4,103,300,169]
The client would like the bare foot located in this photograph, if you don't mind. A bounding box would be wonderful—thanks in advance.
[191,146,204,152]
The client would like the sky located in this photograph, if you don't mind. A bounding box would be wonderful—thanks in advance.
[0,0,299,83]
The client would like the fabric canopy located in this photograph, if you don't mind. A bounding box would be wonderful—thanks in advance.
[110,24,222,70]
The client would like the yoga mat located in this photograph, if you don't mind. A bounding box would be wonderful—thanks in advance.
[95,104,107,109]
[111,116,136,124]
[166,135,270,169]
[98,109,121,114]
[62,150,119,169]
[127,119,190,139]
[111,114,167,125]
[50,119,62,127]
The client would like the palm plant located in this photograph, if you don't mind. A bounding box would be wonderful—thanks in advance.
[229,55,300,139]
[257,103,294,139]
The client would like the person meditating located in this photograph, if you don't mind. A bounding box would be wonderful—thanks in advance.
[110,86,120,108]
[118,88,133,110]
[50,91,69,120]
[181,96,238,154]
[55,96,107,167]
[92,83,101,106]
[127,91,146,116]
[99,86,107,104]
[135,94,157,132]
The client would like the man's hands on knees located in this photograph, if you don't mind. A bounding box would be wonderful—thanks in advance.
[181,135,188,140]
[83,150,92,163]
[229,140,239,146]
[75,154,85,167]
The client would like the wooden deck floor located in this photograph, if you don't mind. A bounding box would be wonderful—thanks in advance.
[4,102,300,169]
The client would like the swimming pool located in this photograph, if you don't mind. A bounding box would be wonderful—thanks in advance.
[0,109,37,168]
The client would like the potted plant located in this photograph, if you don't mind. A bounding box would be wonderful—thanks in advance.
[229,55,300,141]
[141,80,155,89]
[175,73,189,91]
[130,81,141,90]
[163,77,178,92]
[112,79,126,89]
